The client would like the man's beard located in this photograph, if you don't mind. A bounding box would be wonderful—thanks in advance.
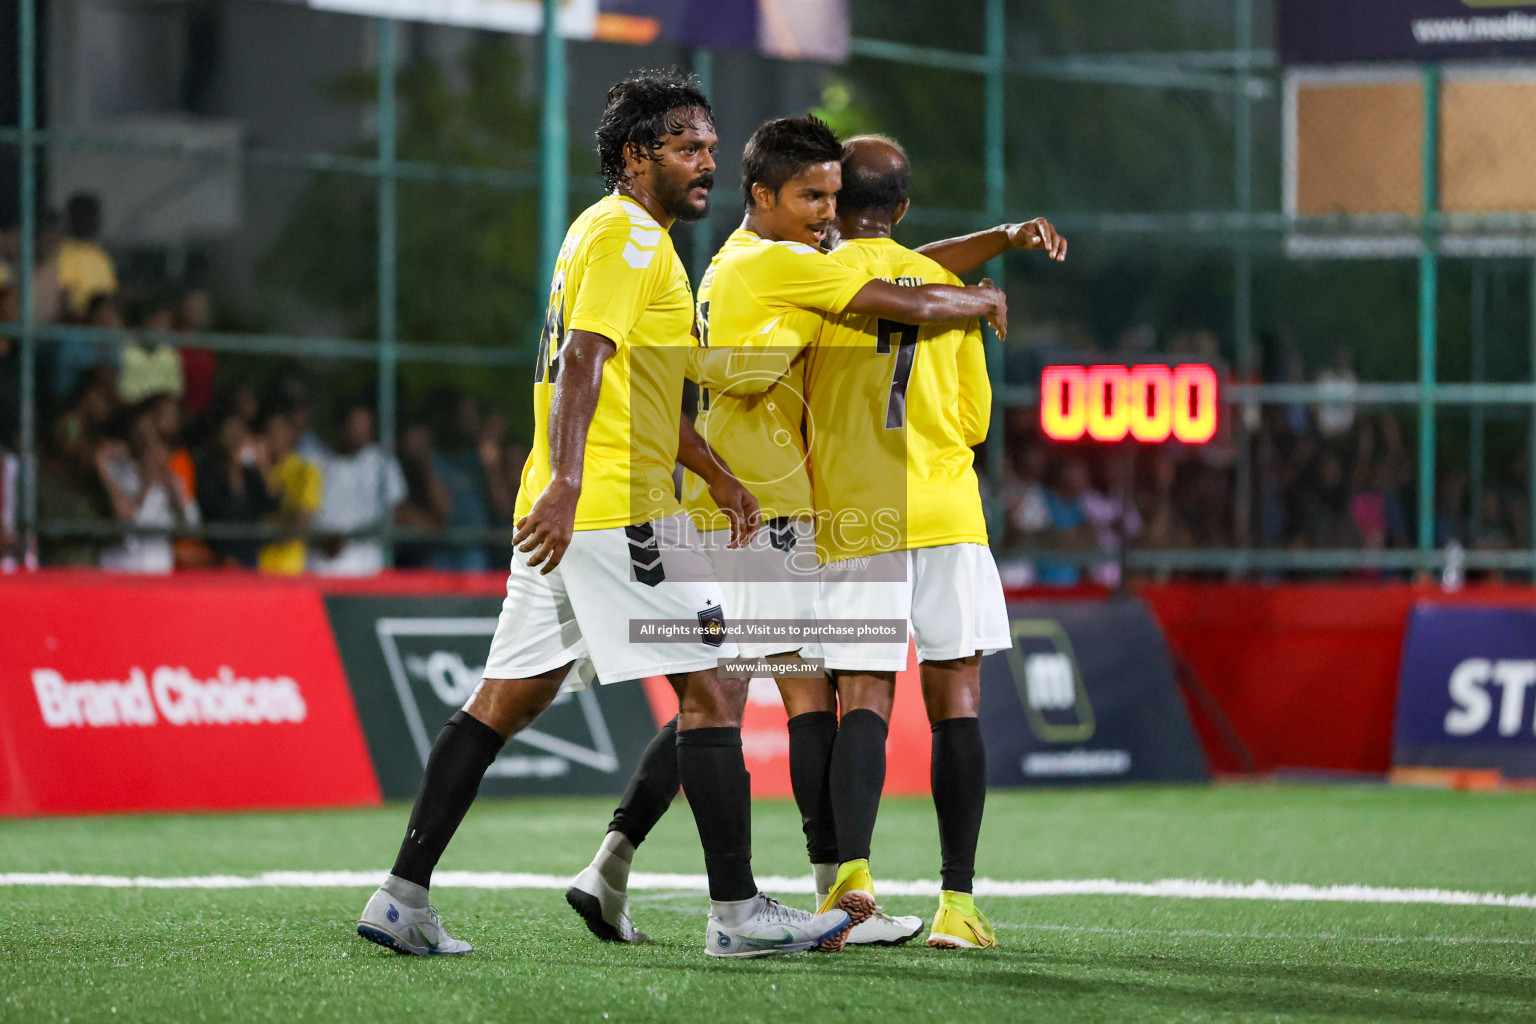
[659,172,714,223]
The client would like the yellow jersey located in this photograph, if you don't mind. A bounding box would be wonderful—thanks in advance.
[516,195,696,531]
[259,452,323,575]
[803,236,990,562]
[56,238,117,316]
[683,228,873,532]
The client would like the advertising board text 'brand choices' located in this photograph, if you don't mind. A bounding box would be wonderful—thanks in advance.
[33,667,308,728]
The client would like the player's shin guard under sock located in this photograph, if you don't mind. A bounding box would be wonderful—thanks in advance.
[930,716,986,893]
[676,726,757,902]
[829,708,888,863]
[607,716,681,848]
[390,710,504,888]
[786,711,839,864]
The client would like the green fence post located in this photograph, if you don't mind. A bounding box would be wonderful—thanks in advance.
[16,0,37,567]
[983,0,1006,542]
[1470,261,1486,544]
[1529,259,1536,573]
[376,18,398,565]
[1417,63,1440,561]
[1233,0,1255,560]
[539,0,569,298]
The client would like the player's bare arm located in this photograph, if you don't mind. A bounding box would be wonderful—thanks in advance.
[677,414,761,548]
[844,276,1009,340]
[512,329,614,573]
[915,218,1068,277]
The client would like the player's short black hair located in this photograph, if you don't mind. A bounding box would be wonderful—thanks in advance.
[741,115,842,209]
[595,69,713,192]
[838,135,911,217]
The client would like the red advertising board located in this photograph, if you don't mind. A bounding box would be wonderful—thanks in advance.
[641,641,934,797]
[0,581,381,816]
[1131,581,1536,777]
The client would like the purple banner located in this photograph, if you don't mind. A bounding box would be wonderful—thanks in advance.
[290,0,847,60]
[603,1,755,50]
[607,0,848,60]
[1280,0,1536,65]
[1393,604,1536,780]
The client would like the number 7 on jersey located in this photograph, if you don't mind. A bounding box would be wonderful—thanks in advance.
[876,318,919,429]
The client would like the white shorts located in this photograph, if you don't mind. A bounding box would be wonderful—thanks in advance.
[483,513,738,691]
[810,542,1011,672]
[704,517,821,659]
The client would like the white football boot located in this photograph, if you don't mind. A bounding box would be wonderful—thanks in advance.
[565,864,649,943]
[356,887,473,956]
[705,894,851,958]
[847,908,925,947]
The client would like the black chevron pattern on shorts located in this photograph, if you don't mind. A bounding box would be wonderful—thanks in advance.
[767,516,796,552]
[624,523,666,587]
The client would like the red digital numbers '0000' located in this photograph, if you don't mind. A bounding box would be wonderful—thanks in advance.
[1040,363,1219,445]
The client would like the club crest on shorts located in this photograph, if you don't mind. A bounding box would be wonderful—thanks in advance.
[697,602,726,648]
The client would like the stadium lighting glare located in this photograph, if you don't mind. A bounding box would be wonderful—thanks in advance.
[1040,363,1219,445]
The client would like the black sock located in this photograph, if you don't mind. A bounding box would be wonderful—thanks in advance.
[829,708,888,863]
[931,716,986,893]
[391,710,504,888]
[676,726,756,901]
[608,716,681,847]
[786,711,840,865]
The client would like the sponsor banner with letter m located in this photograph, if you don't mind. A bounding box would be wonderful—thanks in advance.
[1394,604,1536,783]
[0,581,381,816]
[980,597,1207,787]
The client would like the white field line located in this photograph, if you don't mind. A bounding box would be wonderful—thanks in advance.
[1,871,1534,910]
[997,922,1536,947]
[622,899,1536,946]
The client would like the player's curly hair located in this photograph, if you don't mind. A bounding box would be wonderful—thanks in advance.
[838,134,911,216]
[741,115,842,209]
[595,69,713,192]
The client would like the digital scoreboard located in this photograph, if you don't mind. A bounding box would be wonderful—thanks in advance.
[1039,363,1219,445]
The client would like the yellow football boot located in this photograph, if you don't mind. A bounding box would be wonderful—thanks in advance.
[925,890,996,949]
[813,858,877,951]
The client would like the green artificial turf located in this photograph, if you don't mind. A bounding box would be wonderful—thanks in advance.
[3,785,1534,1023]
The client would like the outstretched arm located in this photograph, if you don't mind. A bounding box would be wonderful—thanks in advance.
[844,277,1010,340]
[917,218,1068,278]
[512,329,613,573]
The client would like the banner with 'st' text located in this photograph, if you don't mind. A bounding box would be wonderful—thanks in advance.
[1394,604,1536,781]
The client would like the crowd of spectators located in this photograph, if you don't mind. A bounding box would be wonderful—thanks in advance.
[996,334,1533,584]
[4,197,1533,580]
[0,192,529,576]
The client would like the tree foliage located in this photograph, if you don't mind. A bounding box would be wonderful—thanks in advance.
[261,40,548,352]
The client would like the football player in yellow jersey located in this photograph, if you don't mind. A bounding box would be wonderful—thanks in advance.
[697,117,1015,948]
[804,134,1066,950]
[358,71,853,961]
[567,116,1010,952]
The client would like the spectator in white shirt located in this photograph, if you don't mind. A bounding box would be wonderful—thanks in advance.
[1315,345,1358,439]
[307,401,406,576]
[97,401,199,573]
